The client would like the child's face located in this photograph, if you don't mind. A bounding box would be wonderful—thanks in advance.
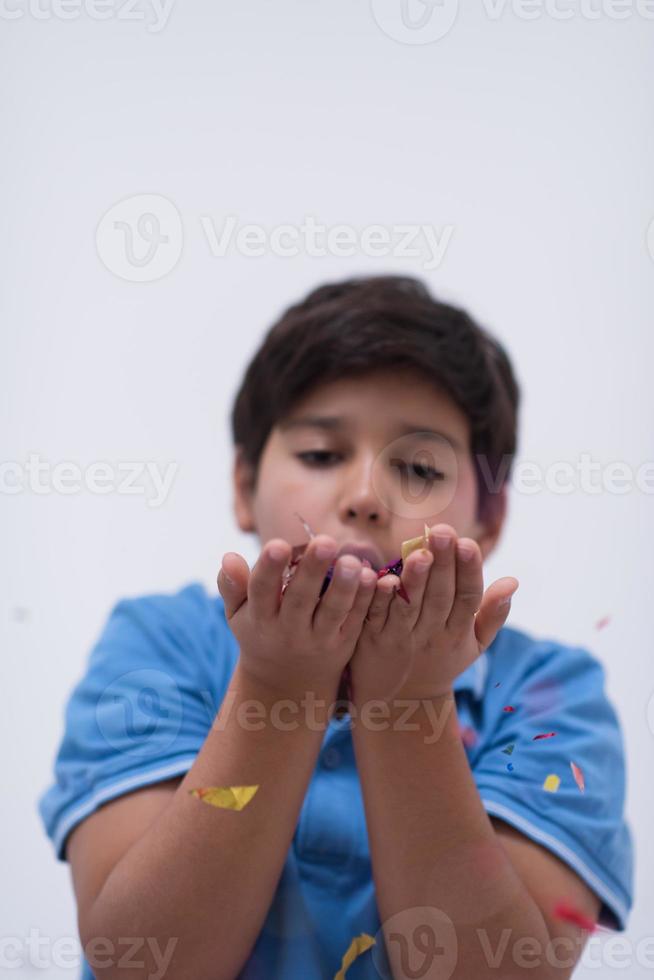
[233,368,506,566]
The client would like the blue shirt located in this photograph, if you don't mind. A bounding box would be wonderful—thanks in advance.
[37,582,634,979]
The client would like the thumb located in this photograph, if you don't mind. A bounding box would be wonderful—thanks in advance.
[217,552,250,618]
[474,578,519,652]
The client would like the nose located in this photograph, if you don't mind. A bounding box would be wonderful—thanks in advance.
[337,453,389,525]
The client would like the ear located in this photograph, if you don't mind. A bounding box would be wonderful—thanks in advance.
[474,482,508,561]
[232,446,257,533]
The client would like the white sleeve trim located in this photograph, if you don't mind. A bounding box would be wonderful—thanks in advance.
[481,798,629,930]
[53,756,199,860]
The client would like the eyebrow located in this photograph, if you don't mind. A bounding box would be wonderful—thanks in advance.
[279,415,465,453]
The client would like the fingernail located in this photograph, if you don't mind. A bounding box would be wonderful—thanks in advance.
[337,559,360,580]
[498,595,513,608]
[267,544,287,562]
[433,534,450,551]
[221,567,234,586]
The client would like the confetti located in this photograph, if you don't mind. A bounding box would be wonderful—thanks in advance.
[570,761,585,792]
[501,744,515,755]
[494,682,501,688]
[543,774,560,793]
[188,786,259,810]
[460,725,478,748]
[595,615,611,631]
[334,933,376,980]
[400,524,431,561]
[506,763,514,772]
[533,732,557,740]
[502,705,515,713]
[553,902,599,933]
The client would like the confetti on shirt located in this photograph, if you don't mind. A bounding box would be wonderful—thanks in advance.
[506,763,514,772]
[543,774,560,793]
[503,705,515,712]
[459,725,478,748]
[188,785,259,810]
[570,761,586,792]
[533,732,557,740]
[334,933,376,979]
[494,682,501,688]
[501,744,515,755]
[595,615,611,631]
[553,901,599,933]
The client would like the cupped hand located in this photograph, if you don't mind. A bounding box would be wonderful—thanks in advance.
[350,523,519,704]
[218,535,378,699]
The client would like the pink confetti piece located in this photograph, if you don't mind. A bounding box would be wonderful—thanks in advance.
[570,761,585,792]
[502,705,515,712]
[459,725,478,748]
[533,732,557,740]
[553,901,602,933]
[595,615,611,631]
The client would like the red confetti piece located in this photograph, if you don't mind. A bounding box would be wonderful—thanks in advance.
[553,901,599,933]
[533,732,557,740]
[503,705,515,712]
[570,761,585,792]
[595,615,611,631]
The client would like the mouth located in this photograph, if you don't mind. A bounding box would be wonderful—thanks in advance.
[335,541,385,572]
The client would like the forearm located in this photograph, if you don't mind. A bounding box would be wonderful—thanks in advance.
[83,662,333,980]
[352,694,553,980]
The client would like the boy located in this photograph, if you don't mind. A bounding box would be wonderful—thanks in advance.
[38,275,633,979]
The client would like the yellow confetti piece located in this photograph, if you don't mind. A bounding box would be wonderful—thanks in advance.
[188,785,259,810]
[570,761,585,792]
[333,933,376,980]
[401,524,431,562]
[543,774,560,793]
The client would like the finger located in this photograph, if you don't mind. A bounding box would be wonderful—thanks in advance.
[217,552,251,619]
[362,574,399,634]
[279,535,340,628]
[445,538,484,636]
[416,523,457,629]
[386,547,433,632]
[474,578,519,651]
[248,538,291,621]
[310,554,365,633]
[337,565,379,641]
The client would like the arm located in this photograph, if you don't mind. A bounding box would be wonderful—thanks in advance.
[80,661,335,980]
[78,533,375,980]
[352,693,599,980]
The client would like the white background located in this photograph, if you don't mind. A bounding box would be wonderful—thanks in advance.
[1,1,653,977]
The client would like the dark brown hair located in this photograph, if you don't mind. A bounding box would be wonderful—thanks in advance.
[230,274,520,527]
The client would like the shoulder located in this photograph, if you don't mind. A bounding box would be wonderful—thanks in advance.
[87,580,237,679]
[485,623,609,703]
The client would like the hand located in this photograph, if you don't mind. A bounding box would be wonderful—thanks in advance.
[349,523,519,704]
[217,535,378,700]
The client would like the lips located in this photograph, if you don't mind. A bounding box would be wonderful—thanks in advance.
[335,541,384,572]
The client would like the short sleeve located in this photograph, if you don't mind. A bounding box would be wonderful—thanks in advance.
[473,636,634,931]
[37,582,239,862]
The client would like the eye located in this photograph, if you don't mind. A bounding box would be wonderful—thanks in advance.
[295,451,341,466]
[391,458,445,483]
